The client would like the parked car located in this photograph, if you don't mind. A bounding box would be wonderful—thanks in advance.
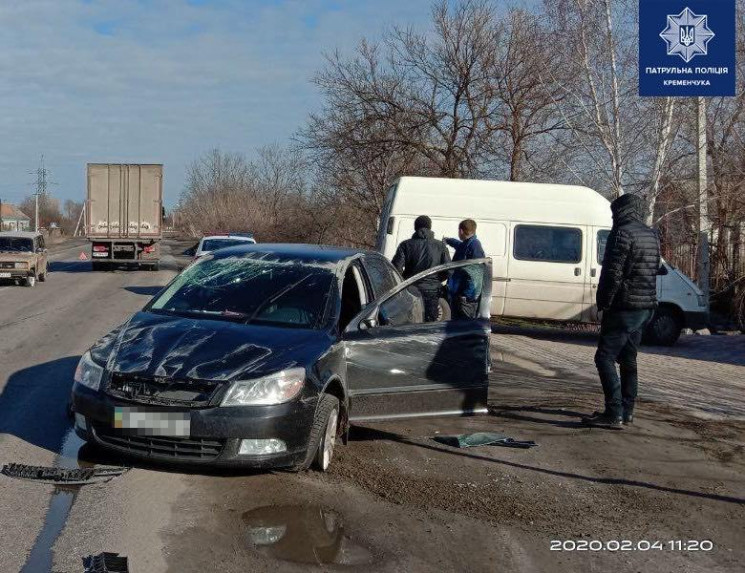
[377,176,708,345]
[187,234,257,259]
[0,231,48,287]
[71,244,492,471]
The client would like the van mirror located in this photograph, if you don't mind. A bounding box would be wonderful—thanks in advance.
[657,265,668,276]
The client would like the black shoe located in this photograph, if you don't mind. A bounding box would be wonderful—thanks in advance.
[582,411,623,429]
[623,412,634,425]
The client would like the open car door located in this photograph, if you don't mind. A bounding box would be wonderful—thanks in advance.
[343,258,492,421]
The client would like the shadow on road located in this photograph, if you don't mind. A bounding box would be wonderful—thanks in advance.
[492,323,745,367]
[48,261,91,273]
[124,286,165,297]
[0,356,79,455]
[349,425,745,506]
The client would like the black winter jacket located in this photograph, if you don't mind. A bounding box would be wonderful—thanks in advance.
[596,194,661,311]
[392,228,451,291]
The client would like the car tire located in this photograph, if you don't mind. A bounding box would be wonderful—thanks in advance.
[38,271,46,282]
[644,307,682,346]
[437,298,451,321]
[25,272,36,287]
[291,394,340,472]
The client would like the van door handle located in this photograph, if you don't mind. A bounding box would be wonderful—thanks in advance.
[591,268,597,278]
[574,267,581,276]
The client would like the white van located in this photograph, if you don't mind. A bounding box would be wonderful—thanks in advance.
[376,177,708,345]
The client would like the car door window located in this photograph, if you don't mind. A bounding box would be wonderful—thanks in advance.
[339,263,367,331]
[362,254,400,298]
[378,261,489,327]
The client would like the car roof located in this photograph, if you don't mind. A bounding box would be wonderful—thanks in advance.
[0,231,40,239]
[201,235,256,241]
[209,243,373,264]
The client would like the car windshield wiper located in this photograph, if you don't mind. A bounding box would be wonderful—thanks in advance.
[152,308,250,322]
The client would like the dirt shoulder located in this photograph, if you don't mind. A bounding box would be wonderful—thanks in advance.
[164,332,745,573]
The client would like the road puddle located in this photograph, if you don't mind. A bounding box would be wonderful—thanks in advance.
[243,505,373,566]
[19,428,90,573]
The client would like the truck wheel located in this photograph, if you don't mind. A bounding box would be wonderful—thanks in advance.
[290,394,340,472]
[645,308,682,346]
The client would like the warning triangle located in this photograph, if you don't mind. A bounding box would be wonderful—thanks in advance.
[79,251,89,261]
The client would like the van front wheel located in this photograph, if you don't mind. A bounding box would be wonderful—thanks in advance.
[645,308,682,346]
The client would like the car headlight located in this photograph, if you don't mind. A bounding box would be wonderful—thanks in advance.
[14,262,28,269]
[221,368,305,406]
[74,351,105,391]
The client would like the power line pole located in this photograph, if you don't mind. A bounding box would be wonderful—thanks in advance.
[27,155,55,232]
[696,97,710,314]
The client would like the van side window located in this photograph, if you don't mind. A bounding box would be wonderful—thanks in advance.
[513,225,582,264]
[597,230,610,265]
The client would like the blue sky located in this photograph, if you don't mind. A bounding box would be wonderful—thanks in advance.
[0,0,434,208]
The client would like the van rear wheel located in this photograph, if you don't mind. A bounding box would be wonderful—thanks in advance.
[645,308,682,346]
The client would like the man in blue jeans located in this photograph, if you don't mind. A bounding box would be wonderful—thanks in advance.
[583,194,661,429]
[444,219,485,320]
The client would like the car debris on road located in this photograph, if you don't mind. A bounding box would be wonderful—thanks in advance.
[433,432,538,449]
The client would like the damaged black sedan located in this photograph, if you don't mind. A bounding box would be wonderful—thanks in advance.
[71,244,492,471]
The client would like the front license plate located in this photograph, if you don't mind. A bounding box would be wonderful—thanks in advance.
[0,272,11,278]
[113,407,190,437]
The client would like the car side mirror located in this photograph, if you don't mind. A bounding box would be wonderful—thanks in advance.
[657,265,668,276]
[36,248,44,254]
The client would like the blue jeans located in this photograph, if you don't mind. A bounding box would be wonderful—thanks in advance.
[594,309,654,418]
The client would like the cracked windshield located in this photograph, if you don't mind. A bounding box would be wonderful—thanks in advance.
[149,255,334,329]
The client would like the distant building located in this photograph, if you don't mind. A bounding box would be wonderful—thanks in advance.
[0,204,31,231]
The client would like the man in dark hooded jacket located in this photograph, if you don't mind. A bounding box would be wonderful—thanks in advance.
[583,194,660,428]
[392,215,451,322]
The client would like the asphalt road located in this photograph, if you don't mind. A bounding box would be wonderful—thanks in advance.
[0,239,742,573]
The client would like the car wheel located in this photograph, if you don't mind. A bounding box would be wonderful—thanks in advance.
[645,308,682,346]
[291,394,340,472]
[25,273,36,287]
[38,271,46,282]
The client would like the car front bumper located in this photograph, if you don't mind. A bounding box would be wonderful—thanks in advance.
[71,382,317,469]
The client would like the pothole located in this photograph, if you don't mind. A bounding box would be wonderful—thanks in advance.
[242,505,374,566]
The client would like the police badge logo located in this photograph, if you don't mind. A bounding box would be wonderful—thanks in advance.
[659,7,715,63]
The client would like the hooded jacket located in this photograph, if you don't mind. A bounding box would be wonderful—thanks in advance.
[392,227,451,290]
[596,194,661,311]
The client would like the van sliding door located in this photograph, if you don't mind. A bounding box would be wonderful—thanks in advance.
[504,223,586,321]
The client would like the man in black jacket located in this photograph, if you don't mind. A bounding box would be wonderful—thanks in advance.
[583,194,661,428]
[392,215,451,322]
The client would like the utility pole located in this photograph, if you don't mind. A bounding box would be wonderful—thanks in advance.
[0,196,3,230]
[28,155,53,232]
[696,97,710,313]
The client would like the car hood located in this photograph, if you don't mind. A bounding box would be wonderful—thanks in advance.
[91,311,331,382]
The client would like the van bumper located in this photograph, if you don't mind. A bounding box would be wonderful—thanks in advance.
[683,310,709,331]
